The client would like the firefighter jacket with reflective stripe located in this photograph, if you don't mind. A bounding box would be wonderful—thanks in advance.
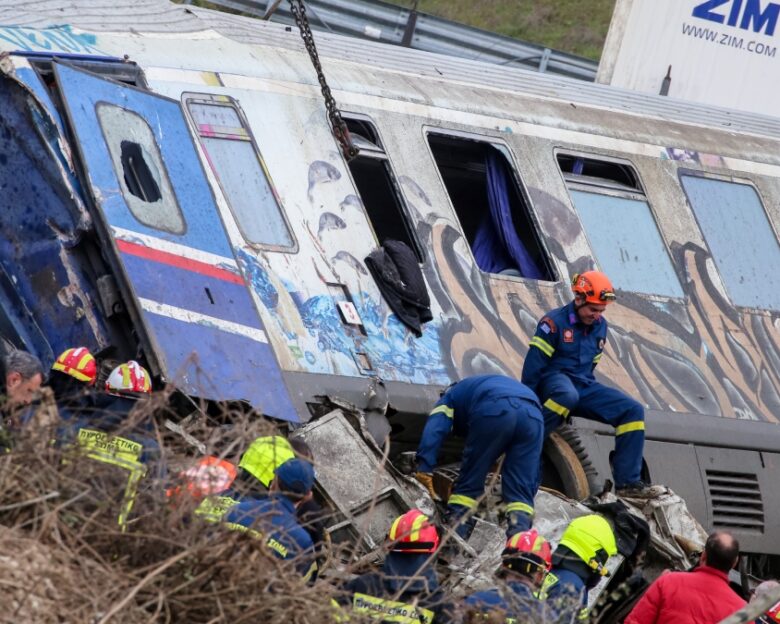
[521,302,607,392]
[464,580,544,622]
[58,410,162,531]
[541,568,589,621]
[195,491,317,583]
[416,375,540,474]
[340,552,450,623]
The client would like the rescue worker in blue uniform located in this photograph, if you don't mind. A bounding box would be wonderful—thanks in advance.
[522,271,648,496]
[463,529,552,622]
[337,509,450,623]
[541,514,618,621]
[58,360,162,531]
[195,456,318,583]
[414,374,544,538]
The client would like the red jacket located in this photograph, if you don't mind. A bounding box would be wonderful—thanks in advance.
[625,566,746,624]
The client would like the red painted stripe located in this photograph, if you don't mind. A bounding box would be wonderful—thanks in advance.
[116,239,245,286]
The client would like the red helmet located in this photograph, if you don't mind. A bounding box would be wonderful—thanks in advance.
[503,529,553,573]
[572,271,616,305]
[51,347,97,385]
[387,509,440,554]
[105,360,152,396]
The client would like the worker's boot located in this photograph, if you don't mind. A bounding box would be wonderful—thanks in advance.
[443,506,476,541]
[505,511,533,537]
[616,481,668,499]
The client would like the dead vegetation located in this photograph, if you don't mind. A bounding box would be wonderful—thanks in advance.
[0,398,344,623]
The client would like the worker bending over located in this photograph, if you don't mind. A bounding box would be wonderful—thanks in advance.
[415,374,544,539]
[522,271,649,496]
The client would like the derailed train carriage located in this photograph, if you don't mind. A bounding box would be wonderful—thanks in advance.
[0,0,778,580]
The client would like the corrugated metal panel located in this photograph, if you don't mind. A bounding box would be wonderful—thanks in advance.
[2,0,780,141]
[184,0,599,81]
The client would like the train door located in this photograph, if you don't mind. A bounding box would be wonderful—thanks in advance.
[52,62,297,421]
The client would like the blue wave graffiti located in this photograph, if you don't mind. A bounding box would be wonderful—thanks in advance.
[0,25,104,54]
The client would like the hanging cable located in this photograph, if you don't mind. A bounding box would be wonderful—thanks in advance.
[288,0,359,161]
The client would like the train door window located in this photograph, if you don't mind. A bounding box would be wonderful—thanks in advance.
[96,104,185,234]
[427,133,554,281]
[680,175,780,310]
[559,152,684,298]
[344,117,424,261]
[184,94,295,251]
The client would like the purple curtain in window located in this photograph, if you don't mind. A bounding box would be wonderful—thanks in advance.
[472,150,544,278]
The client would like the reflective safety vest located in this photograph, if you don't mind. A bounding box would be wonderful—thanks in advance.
[73,427,147,531]
[352,592,435,624]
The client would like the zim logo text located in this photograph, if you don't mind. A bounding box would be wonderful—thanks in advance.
[693,0,780,36]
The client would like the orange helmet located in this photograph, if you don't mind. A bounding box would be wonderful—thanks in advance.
[105,360,152,396]
[166,456,237,500]
[571,271,616,305]
[387,509,440,554]
[51,347,97,385]
[503,529,553,573]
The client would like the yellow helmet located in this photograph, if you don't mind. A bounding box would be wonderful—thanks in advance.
[559,514,617,576]
[238,436,295,488]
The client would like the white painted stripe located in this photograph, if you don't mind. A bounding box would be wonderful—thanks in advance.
[138,297,267,344]
[111,226,238,269]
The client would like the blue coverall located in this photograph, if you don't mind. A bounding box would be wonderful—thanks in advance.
[464,580,544,621]
[195,491,318,583]
[416,374,544,536]
[521,302,645,489]
[543,567,589,621]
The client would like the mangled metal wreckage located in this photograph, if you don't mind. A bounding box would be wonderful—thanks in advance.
[0,0,780,611]
[292,407,709,620]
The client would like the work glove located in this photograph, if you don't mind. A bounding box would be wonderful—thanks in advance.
[414,472,436,499]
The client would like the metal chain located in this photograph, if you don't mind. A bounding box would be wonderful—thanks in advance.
[288,0,359,161]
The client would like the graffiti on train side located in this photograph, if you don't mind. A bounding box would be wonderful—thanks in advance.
[413,183,780,422]
[0,25,104,54]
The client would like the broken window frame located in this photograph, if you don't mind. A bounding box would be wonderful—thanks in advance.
[342,113,425,262]
[557,148,685,299]
[679,170,780,311]
[95,103,186,235]
[182,92,297,253]
[424,127,557,282]
[24,53,148,88]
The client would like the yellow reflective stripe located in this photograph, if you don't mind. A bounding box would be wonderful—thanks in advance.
[352,593,434,624]
[529,336,555,357]
[615,421,645,436]
[537,571,558,599]
[430,404,454,419]
[506,501,534,515]
[448,494,477,509]
[194,495,238,523]
[543,398,570,418]
[302,560,318,584]
[77,429,143,463]
[578,607,589,620]
[593,353,603,363]
[388,514,404,541]
[409,512,427,542]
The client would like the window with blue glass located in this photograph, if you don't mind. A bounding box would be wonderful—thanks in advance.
[184,94,295,250]
[560,153,684,298]
[681,175,780,310]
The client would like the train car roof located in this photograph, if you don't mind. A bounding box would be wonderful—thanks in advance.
[3,0,780,145]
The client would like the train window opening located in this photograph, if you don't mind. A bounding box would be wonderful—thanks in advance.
[184,94,295,251]
[680,175,780,310]
[120,141,162,203]
[96,104,185,234]
[558,153,641,192]
[427,133,554,281]
[343,116,424,261]
[560,153,683,298]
